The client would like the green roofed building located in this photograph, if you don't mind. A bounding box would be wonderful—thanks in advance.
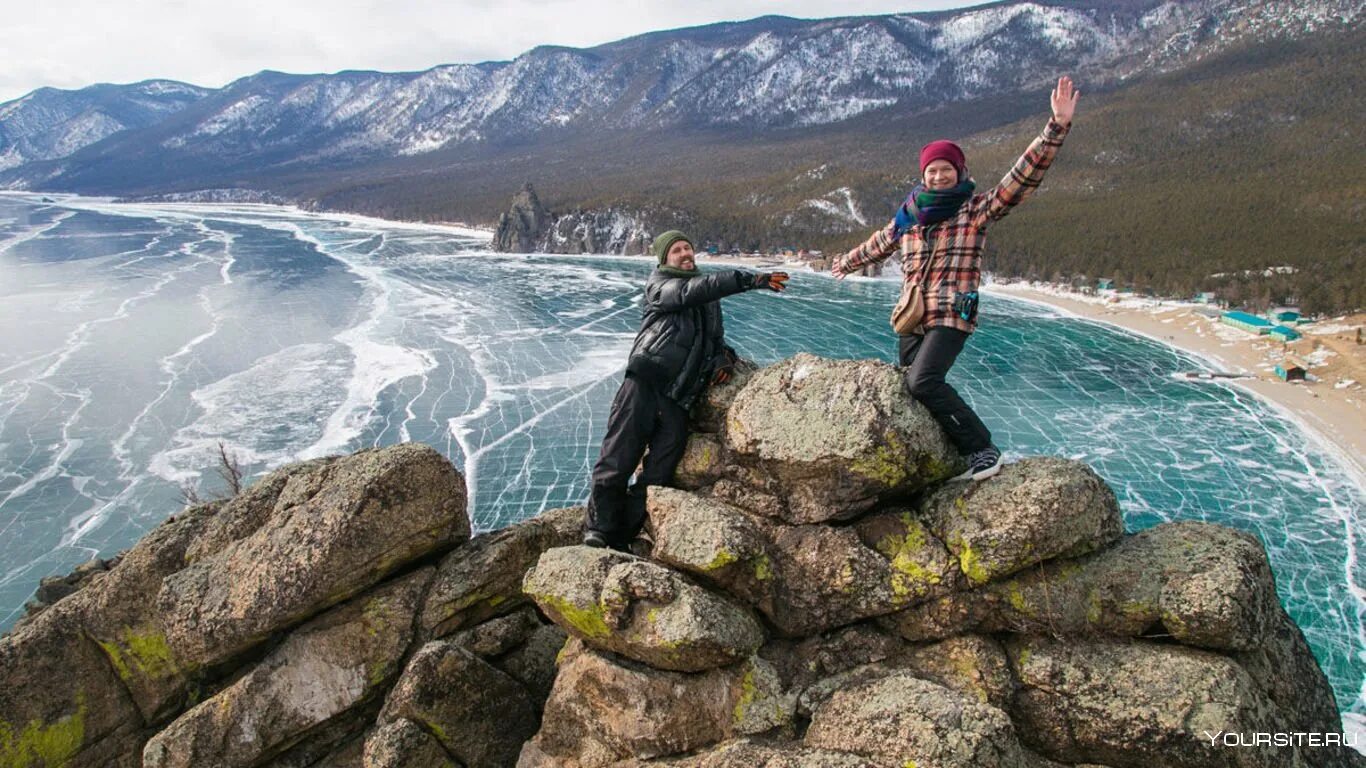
[1221,311,1274,335]
[1270,325,1302,342]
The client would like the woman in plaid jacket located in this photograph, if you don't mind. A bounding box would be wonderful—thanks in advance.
[832,76,1080,480]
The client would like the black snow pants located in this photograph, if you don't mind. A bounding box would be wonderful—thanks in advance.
[586,372,690,547]
[899,327,993,455]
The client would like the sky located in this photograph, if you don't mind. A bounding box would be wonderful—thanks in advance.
[0,0,986,103]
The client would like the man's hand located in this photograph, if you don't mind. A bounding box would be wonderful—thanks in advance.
[752,272,790,292]
[713,346,738,384]
[1051,75,1079,126]
[830,261,847,280]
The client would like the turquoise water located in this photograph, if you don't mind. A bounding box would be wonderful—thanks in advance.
[0,193,1361,732]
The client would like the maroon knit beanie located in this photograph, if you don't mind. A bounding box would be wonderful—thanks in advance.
[919,140,966,175]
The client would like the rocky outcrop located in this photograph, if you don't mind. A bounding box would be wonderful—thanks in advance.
[803,671,1034,767]
[142,570,429,768]
[490,183,674,255]
[523,546,764,672]
[1,443,576,768]
[156,443,469,670]
[511,354,1358,768]
[722,353,963,522]
[493,183,554,253]
[541,209,653,255]
[420,504,580,639]
[521,639,790,765]
[3,354,1360,768]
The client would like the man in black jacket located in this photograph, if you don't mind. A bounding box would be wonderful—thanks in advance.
[584,230,788,550]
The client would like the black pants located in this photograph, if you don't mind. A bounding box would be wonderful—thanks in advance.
[586,372,690,547]
[899,327,992,455]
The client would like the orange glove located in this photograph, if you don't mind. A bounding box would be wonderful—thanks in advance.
[753,272,790,292]
[712,347,739,385]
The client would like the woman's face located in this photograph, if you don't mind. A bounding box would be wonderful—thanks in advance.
[923,159,959,190]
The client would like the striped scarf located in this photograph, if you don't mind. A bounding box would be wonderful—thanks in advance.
[895,179,977,234]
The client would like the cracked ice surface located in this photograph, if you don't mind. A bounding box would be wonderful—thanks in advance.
[0,194,1361,735]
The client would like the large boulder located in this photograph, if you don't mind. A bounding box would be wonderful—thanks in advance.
[523,546,764,672]
[647,488,774,606]
[1006,635,1310,768]
[901,634,1013,711]
[761,524,901,636]
[379,640,537,768]
[883,522,1281,650]
[0,599,147,768]
[673,433,728,490]
[760,623,906,695]
[420,505,581,639]
[854,507,964,604]
[156,443,469,669]
[803,670,1032,768]
[498,623,570,706]
[723,354,962,523]
[363,719,456,768]
[522,640,791,767]
[141,569,429,768]
[918,457,1123,586]
[1232,610,1360,767]
[649,489,956,636]
[63,501,220,724]
[446,606,568,707]
[183,458,337,563]
[690,357,758,435]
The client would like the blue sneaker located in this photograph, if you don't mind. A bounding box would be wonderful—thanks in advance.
[956,446,1003,481]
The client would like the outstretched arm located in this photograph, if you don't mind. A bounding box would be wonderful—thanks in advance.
[647,270,751,311]
[974,76,1079,227]
[831,220,899,279]
[646,270,787,311]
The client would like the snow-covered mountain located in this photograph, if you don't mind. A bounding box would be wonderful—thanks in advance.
[0,0,1359,193]
[0,80,208,171]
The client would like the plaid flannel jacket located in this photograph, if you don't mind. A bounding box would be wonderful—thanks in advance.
[836,118,1071,334]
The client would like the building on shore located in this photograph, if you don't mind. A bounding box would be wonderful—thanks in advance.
[1270,325,1302,343]
[1269,307,1302,324]
[1275,357,1307,381]
[1220,311,1274,335]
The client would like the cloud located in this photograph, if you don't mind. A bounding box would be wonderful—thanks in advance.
[0,0,982,103]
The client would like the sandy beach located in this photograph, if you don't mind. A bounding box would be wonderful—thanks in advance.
[987,283,1366,486]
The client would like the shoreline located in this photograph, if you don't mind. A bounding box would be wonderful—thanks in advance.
[985,283,1366,490]
[10,192,1362,485]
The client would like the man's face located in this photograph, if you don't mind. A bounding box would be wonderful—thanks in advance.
[923,159,959,190]
[666,240,696,270]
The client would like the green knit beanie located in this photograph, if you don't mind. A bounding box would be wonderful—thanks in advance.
[652,230,693,264]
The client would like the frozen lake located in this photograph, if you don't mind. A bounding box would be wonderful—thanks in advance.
[0,192,1360,731]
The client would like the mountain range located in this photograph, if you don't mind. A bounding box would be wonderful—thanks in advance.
[1,0,1361,311]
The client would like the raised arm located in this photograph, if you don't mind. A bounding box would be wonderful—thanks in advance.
[972,76,1079,228]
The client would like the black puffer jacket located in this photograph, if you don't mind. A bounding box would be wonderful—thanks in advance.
[627,268,754,406]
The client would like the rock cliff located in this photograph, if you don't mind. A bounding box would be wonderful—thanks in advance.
[2,355,1359,768]
[491,184,666,256]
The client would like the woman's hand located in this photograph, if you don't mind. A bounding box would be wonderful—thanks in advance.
[830,260,847,280]
[1051,75,1079,126]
